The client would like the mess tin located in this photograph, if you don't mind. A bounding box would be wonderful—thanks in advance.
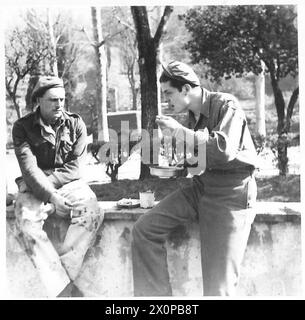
[149,165,184,178]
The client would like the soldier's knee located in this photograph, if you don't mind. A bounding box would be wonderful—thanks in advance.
[15,199,47,242]
[132,214,151,242]
[18,219,48,241]
[91,207,104,230]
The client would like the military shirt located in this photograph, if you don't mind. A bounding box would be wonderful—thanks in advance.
[12,108,87,202]
[175,88,258,172]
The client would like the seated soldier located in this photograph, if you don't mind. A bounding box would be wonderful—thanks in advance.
[12,76,104,297]
[132,61,258,297]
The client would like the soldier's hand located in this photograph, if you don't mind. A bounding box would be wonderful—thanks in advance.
[17,179,29,193]
[156,115,182,132]
[49,192,73,218]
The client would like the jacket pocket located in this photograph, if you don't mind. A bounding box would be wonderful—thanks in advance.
[59,139,73,162]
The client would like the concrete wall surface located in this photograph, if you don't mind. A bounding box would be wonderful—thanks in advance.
[5,202,302,298]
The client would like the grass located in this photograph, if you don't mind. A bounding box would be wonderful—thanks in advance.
[90,174,300,203]
[256,174,300,202]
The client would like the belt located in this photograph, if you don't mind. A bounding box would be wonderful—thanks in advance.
[206,166,255,175]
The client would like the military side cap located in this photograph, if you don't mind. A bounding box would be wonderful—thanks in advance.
[161,61,200,86]
[31,76,64,102]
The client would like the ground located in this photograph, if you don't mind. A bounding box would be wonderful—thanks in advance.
[90,174,300,203]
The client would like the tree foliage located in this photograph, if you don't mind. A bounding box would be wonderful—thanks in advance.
[181,5,298,175]
[181,5,298,80]
[6,9,81,118]
[5,24,51,118]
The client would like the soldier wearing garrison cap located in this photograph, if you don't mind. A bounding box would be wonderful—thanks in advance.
[12,75,104,298]
[131,61,258,297]
[161,60,201,86]
[31,76,64,102]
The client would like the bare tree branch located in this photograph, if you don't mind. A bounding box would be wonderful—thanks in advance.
[26,9,48,33]
[154,6,174,44]
[97,27,128,48]
[115,15,136,33]
[80,26,95,46]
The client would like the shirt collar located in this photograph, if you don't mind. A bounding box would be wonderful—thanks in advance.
[33,107,41,127]
[200,88,210,118]
[33,107,65,128]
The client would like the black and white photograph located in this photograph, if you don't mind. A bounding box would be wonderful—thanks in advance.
[2,0,303,301]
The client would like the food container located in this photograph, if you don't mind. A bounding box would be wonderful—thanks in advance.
[149,165,184,178]
[117,198,140,209]
[139,191,155,208]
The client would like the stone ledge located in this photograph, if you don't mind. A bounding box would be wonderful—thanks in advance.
[252,202,301,223]
[100,201,301,224]
[6,201,301,223]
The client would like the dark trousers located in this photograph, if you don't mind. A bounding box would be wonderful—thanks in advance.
[131,171,257,296]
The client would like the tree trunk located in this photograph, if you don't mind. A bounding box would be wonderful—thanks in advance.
[91,7,109,143]
[284,87,299,132]
[128,62,138,110]
[254,62,266,138]
[138,45,159,179]
[25,74,40,111]
[132,13,158,179]
[92,39,102,142]
[278,87,299,177]
[131,6,173,179]
[99,12,109,142]
[47,9,58,76]
[277,132,288,176]
[131,86,138,110]
[6,77,22,118]
[131,68,138,110]
[270,74,288,176]
[13,100,22,119]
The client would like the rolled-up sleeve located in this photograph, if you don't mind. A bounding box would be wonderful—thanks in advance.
[47,118,88,188]
[206,101,246,167]
[12,121,56,202]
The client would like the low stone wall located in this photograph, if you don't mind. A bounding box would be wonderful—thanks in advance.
[6,201,302,298]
